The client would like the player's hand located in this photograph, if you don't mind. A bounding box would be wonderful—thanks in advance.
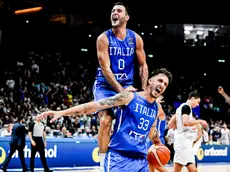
[199,120,207,127]
[218,86,224,94]
[31,140,36,146]
[39,110,62,123]
[124,86,137,92]
[148,164,155,172]
[156,95,165,104]
[168,122,177,130]
[152,137,161,145]
[152,129,161,145]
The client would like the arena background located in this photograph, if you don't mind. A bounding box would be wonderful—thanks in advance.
[0,0,230,171]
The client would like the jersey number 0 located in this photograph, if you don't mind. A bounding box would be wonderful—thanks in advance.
[118,59,125,70]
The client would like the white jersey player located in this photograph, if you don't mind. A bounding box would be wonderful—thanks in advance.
[221,124,230,145]
[168,92,207,172]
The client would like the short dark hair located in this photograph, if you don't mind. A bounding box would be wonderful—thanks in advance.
[113,2,130,15]
[149,68,173,83]
[188,91,200,99]
[18,115,24,122]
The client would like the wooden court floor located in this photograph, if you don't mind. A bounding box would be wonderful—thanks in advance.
[51,164,230,172]
[3,164,230,172]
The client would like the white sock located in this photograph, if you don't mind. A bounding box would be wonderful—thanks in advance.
[99,153,106,168]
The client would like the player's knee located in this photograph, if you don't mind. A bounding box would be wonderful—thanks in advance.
[187,164,197,172]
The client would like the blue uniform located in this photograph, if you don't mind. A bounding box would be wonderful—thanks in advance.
[93,29,136,102]
[104,93,158,172]
[156,119,166,144]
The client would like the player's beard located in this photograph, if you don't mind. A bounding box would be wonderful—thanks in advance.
[151,93,158,99]
[150,86,161,99]
[150,90,158,99]
[111,17,125,28]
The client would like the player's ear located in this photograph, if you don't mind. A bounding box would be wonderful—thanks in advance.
[125,15,130,21]
[148,78,152,85]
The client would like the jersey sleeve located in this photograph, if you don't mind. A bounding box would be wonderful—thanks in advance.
[181,105,191,115]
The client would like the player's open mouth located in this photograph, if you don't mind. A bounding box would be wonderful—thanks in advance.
[112,15,118,21]
[155,88,161,94]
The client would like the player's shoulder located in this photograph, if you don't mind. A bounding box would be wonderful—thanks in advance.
[100,29,113,37]
[97,31,109,44]
[97,32,107,40]
[127,29,143,43]
[178,103,190,109]
[181,104,191,110]
[126,28,136,34]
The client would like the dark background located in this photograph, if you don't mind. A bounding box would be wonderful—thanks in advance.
[1,0,230,111]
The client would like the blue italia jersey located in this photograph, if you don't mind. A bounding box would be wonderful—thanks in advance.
[109,92,158,157]
[96,29,136,86]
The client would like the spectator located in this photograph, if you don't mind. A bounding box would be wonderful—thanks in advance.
[0,124,12,137]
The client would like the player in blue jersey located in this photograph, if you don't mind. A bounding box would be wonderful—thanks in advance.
[93,2,149,169]
[39,68,172,172]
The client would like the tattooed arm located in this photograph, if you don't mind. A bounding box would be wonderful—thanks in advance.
[41,91,134,122]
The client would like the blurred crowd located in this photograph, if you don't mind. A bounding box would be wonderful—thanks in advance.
[0,52,98,140]
[0,52,230,146]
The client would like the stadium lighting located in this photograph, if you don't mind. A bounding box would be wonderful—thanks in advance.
[14,7,43,15]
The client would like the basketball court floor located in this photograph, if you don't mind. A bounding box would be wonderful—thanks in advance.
[2,163,230,172]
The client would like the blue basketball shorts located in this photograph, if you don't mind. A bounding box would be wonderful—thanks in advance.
[92,82,131,116]
[104,150,150,172]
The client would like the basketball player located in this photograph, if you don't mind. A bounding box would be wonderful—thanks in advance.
[39,68,172,172]
[218,86,230,105]
[93,2,148,169]
[220,124,230,145]
[168,92,207,172]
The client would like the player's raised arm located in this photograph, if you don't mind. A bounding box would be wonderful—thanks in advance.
[40,91,134,122]
[218,86,230,105]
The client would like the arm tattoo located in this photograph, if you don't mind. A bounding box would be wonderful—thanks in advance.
[83,104,88,113]
[99,91,129,107]
[73,104,89,115]
[74,110,80,116]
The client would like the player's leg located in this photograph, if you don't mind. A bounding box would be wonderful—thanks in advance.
[185,163,197,172]
[172,162,183,172]
[105,150,147,172]
[93,84,115,170]
[172,148,185,172]
[185,145,197,172]
[173,139,193,172]
[194,155,198,168]
[154,166,168,172]
[98,110,113,169]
